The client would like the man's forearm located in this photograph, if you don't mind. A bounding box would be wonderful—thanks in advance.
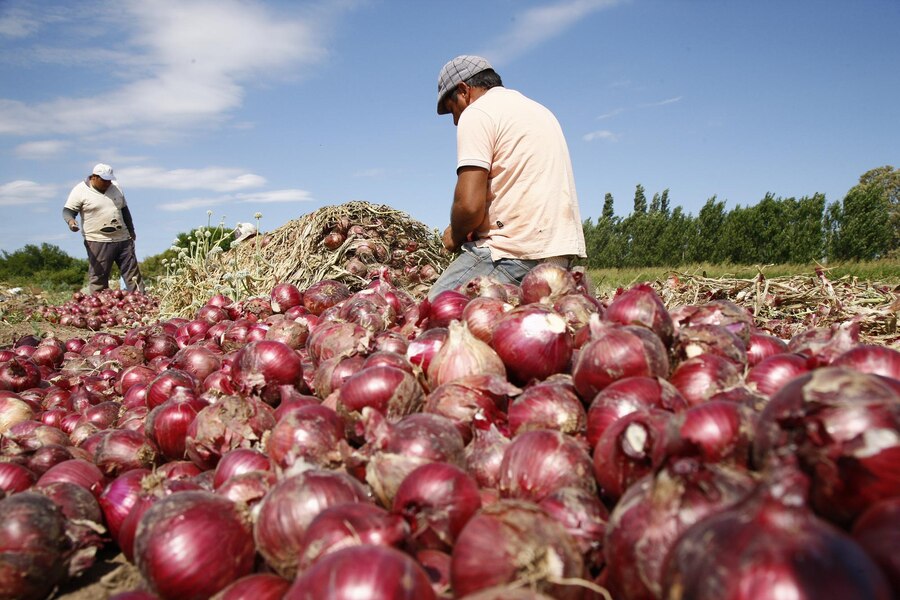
[62,207,78,224]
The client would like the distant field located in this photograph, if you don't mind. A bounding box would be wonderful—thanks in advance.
[585,259,900,297]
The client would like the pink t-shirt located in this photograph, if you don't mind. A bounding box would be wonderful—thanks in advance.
[457,87,586,261]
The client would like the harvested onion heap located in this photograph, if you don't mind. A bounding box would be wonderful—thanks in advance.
[1,265,899,600]
[32,289,159,331]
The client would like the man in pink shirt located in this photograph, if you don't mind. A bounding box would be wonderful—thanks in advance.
[428,55,586,300]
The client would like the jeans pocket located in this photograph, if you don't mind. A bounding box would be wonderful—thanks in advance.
[495,258,539,283]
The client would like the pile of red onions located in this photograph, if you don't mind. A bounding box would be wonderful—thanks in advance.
[1,269,898,600]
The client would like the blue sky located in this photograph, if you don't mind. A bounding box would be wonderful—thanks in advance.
[1,0,898,261]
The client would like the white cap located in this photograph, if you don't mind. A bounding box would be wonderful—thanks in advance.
[233,222,258,244]
[92,163,115,181]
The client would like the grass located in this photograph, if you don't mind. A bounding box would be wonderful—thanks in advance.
[586,259,900,297]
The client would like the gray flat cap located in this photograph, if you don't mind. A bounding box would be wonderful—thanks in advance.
[437,55,492,115]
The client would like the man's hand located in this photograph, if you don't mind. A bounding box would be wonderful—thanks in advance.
[67,220,79,232]
[441,225,458,252]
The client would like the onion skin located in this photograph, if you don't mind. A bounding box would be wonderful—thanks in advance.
[285,544,437,600]
[0,461,36,494]
[423,375,516,443]
[586,376,687,449]
[135,491,256,600]
[254,469,370,578]
[851,497,900,595]
[572,323,670,403]
[660,464,892,600]
[832,344,900,380]
[230,340,305,403]
[746,332,788,366]
[427,321,506,390]
[753,366,900,525]
[211,573,291,600]
[508,379,586,437]
[297,503,410,570]
[668,353,743,406]
[605,283,675,346]
[98,468,152,545]
[450,499,585,599]
[337,365,425,420]
[0,492,69,600]
[212,448,273,490]
[184,395,276,470]
[520,263,577,304]
[604,459,756,600]
[593,410,671,503]
[745,352,812,397]
[499,429,596,503]
[265,404,345,470]
[538,486,609,570]
[464,421,511,489]
[392,462,481,551]
[490,304,574,385]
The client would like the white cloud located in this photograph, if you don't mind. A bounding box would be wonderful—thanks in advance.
[480,0,628,64]
[596,108,625,120]
[0,7,40,38]
[159,188,313,212]
[640,96,682,107]
[583,130,619,142]
[0,1,341,140]
[236,189,313,203]
[118,167,266,191]
[0,180,58,205]
[15,140,70,159]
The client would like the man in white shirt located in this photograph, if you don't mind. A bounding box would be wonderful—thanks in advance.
[428,55,586,300]
[63,163,145,294]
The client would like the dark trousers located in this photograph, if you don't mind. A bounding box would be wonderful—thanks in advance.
[84,239,144,294]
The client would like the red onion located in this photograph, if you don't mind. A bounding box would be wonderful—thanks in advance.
[0,492,69,600]
[30,342,65,368]
[427,321,506,389]
[36,480,106,577]
[669,400,756,466]
[36,458,106,497]
[135,491,256,599]
[272,389,319,421]
[508,379,586,437]
[423,374,516,442]
[746,331,789,366]
[593,409,671,502]
[520,263,577,304]
[605,283,675,346]
[338,291,397,332]
[303,279,351,315]
[93,429,159,477]
[312,354,366,398]
[185,395,276,470]
[586,376,687,449]
[212,573,291,600]
[661,463,892,599]
[231,340,305,403]
[604,458,755,599]
[464,421,511,489]
[0,461,36,494]
[337,365,424,419]
[852,497,900,595]
[265,404,345,470]
[145,368,200,409]
[753,366,900,525]
[270,282,304,313]
[265,317,311,349]
[405,327,448,373]
[118,365,155,396]
[553,292,603,331]
[361,411,466,506]
[142,333,179,362]
[538,486,609,570]
[216,469,277,507]
[254,469,370,578]
[285,545,437,600]
[572,322,670,403]
[498,429,595,502]
[427,290,470,328]
[832,344,900,380]
[297,503,410,569]
[0,356,41,392]
[450,499,584,599]
[462,296,511,343]
[745,351,812,397]
[305,320,369,366]
[145,396,204,461]
[170,345,221,382]
[98,468,152,545]
[490,304,573,385]
[392,461,481,551]
[26,443,75,476]
[668,353,744,406]
[213,447,273,489]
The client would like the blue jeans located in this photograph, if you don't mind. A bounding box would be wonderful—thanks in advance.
[427,242,538,300]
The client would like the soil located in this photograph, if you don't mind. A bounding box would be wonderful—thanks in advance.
[53,547,146,599]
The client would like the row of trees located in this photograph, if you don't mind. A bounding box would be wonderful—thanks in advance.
[582,166,898,269]
[0,243,89,289]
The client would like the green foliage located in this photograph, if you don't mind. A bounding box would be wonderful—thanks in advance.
[140,221,236,281]
[0,243,87,289]
[581,167,897,269]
